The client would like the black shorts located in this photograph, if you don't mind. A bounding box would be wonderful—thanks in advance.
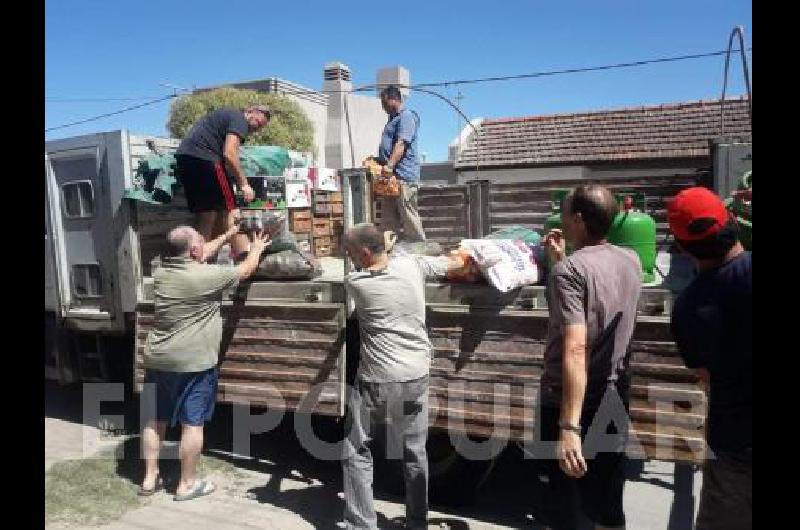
[175,154,236,213]
[532,403,628,530]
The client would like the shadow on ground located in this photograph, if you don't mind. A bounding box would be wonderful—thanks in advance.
[46,381,694,530]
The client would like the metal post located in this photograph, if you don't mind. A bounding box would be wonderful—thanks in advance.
[467,179,491,238]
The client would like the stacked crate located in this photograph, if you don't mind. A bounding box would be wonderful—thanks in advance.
[288,208,313,254]
[312,190,344,257]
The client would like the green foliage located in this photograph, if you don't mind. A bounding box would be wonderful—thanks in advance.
[167,87,315,155]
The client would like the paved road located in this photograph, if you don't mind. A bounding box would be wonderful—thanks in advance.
[45,381,701,529]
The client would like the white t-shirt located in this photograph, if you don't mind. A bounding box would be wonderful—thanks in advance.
[344,256,432,382]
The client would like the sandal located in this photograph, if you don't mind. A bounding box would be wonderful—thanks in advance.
[138,476,164,497]
[174,480,216,502]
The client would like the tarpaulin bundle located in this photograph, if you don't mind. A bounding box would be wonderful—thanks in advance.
[123,146,301,205]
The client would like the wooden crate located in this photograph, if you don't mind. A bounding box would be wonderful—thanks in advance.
[314,202,344,215]
[295,233,312,254]
[313,190,344,216]
[312,218,332,236]
[313,234,341,258]
[313,190,343,202]
[289,208,312,233]
[313,236,333,247]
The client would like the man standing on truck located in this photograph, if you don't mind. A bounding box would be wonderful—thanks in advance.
[174,104,271,261]
[139,224,271,501]
[340,223,431,529]
[667,187,752,530]
[537,185,642,530]
[375,85,426,242]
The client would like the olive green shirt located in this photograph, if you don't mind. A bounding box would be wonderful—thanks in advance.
[143,257,239,373]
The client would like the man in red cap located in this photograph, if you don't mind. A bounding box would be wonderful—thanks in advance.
[667,186,752,530]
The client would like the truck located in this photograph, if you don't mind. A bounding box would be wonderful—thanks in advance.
[45,129,751,501]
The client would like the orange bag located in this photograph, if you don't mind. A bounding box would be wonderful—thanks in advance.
[373,176,401,197]
[446,249,481,283]
[363,157,401,197]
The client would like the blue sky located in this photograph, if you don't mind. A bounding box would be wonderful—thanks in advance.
[46,0,752,162]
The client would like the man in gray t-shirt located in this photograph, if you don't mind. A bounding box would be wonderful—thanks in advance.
[341,223,432,530]
[535,185,641,530]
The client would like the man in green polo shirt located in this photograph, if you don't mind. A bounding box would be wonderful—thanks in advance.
[139,223,270,501]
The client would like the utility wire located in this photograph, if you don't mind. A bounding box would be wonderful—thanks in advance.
[45,94,176,133]
[45,96,162,103]
[46,47,753,107]
[412,48,753,88]
[44,47,752,133]
[212,47,754,101]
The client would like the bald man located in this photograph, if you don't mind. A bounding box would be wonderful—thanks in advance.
[340,222,432,530]
[139,225,270,502]
[536,185,642,530]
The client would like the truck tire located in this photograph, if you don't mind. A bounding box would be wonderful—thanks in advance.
[373,429,503,507]
[426,430,503,506]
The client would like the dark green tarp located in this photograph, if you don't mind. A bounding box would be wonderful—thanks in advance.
[123,146,292,205]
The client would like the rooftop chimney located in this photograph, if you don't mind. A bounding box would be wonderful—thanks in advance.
[324,62,352,82]
[376,66,410,99]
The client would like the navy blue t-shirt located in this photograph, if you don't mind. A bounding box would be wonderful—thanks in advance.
[671,251,752,453]
[176,107,250,162]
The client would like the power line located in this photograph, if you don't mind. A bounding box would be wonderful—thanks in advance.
[45,47,754,107]
[219,47,754,100]
[44,46,752,133]
[411,48,753,88]
[45,96,162,103]
[45,95,176,133]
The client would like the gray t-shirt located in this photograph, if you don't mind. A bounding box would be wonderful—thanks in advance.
[345,255,432,383]
[144,257,240,373]
[540,244,642,409]
[175,107,250,162]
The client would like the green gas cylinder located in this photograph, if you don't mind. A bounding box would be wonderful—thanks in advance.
[544,190,568,232]
[543,190,572,265]
[607,194,657,283]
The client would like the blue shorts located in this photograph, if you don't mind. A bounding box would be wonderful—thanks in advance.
[143,367,218,427]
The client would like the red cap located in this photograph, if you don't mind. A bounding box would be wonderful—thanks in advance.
[667,187,730,241]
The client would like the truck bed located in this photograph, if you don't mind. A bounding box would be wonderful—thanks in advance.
[135,268,703,463]
[132,171,705,464]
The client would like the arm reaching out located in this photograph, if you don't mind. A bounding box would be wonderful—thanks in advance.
[236,229,271,281]
[223,133,254,202]
[202,221,239,262]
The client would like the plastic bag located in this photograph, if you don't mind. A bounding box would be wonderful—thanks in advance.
[239,146,291,177]
[459,239,541,292]
[253,249,322,280]
[484,225,542,248]
[266,220,299,253]
[238,209,285,236]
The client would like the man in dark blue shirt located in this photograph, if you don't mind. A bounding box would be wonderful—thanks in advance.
[375,86,426,242]
[668,186,752,530]
[175,105,270,260]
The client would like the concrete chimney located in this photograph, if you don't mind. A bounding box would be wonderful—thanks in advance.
[323,62,354,170]
[376,66,410,99]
